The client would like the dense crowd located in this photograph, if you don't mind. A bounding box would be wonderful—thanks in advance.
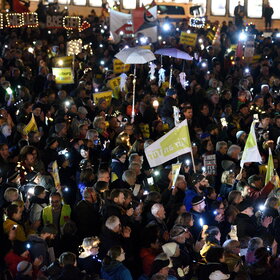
[2,2,280,280]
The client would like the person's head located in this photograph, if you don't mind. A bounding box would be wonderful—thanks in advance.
[110,189,125,205]
[13,241,30,258]
[223,239,241,256]
[59,252,76,267]
[200,104,209,116]
[227,145,241,160]
[191,196,206,213]
[94,180,109,194]
[122,189,133,207]
[236,181,250,197]
[40,224,57,240]
[247,237,264,252]
[216,141,228,155]
[83,187,97,203]
[175,212,194,228]
[0,143,9,159]
[17,261,33,277]
[254,247,270,265]
[175,175,187,191]
[7,204,22,221]
[236,200,254,217]
[34,185,46,199]
[260,113,270,128]
[1,123,12,137]
[97,169,110,183]
[151,253,172,277]
[146,191,161,203]
[221,170,235,186]
[264,196,279,210]
[19,145,36,166]
[151,203,166,220]
[105,216,121,233]
[55,122,67,137]
[205,247,225,263]
[170,225,191,244]
[81,236,100,256]
[50,192,62,211]
[166,88,177,99]
[183,106,193,120]
[4,187,19,202]
[248,175,263,189]
[206,186,217,200]
[106,246,126,262]
[122,169,137,186]
[205,226,221,243]
[228,190,243,205]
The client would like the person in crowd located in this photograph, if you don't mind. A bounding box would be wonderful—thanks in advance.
[101,246,133,280]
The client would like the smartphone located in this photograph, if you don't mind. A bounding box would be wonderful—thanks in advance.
[12,225,18,230]
[147,177,154,185]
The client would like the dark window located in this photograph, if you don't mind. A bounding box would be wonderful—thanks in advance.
[158,5,185,15]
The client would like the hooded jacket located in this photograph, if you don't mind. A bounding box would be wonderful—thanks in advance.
[101,260,132,280]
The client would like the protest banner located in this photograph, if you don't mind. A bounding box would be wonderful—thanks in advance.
[145,120,192,167]
[203,154,217,175]
[52,68,74,84]
[93,91,113,105]
[179,32,197,46]
[113,59,130,74]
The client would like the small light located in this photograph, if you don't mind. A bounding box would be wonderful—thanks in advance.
[104,67,108,71]
[152,100,159,108]
[201,62,207,68]
[64,6,68,9]
[244,68,250,74]
[17,85,21,89]
[64,187,69,192]
[163,41,166,45]
[124,45,129,49]
[176,27,179,31]
[65,101,70,107]
[276,33,280,38]
[154,170,160,176]
[26,243,31,249]
[6,87,13,95]
[119,31,124,36]
[6,9,9,12]
[239,32,247,41]
[101,29,105,34]
[162,23,170,32]
[33,41,36,45]
[199,218,204,227]
[202,166,206,172]
[185,159,190,166]
[100,60,105,65]
[140,36,148,44]
[259,205,265,211]
[95,88,99,92]
[198,38,203,43]
[99,44,103,48]
[48,30,51,34]
[104,25,108,30]
[4,45,8,48]
[58,60,63,66]
[28,47,34,54]
[158,35,162,40]
[187,30,191,34]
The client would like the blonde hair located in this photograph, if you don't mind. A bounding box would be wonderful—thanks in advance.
[223,239,240,254]
[221,171,234,185]
[82,236,100,250]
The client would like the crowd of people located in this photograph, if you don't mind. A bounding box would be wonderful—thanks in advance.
[1,2,280,280]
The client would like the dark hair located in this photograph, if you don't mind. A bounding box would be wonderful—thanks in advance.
[59,252,76,266]
[110,189,124,200]
[205,247,224,263]
[103,246,122,265]
[7,204,19,219]
[205,226,220,244]
[50,192,61,198]
[254,247,270,265]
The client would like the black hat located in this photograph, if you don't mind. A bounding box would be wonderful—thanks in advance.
[34,185,45,196]
[151,257,172,275]
[191,173,205,185]
[115,149,127,158]
[192,195,205,206]
[236,200,253,212]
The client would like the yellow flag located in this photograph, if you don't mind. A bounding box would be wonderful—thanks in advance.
[23,114,38,135]
[51,160,61,189]
[265,148,274,185]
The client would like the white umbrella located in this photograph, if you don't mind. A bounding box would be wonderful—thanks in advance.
[115,47,156,64]
[115,47,156,122]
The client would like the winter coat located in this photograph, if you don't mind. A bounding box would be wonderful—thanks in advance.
[101,261,132,280]
[3,219,28,242]
[77,255,102,275]
[4,251,30,277]
[57,264,86,280]
[29,197,47,224]
[139,248,158,276]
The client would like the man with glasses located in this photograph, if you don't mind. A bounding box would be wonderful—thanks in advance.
[42,192,71,234]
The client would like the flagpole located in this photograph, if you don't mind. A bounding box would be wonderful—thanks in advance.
[131,65,136,123]
[186,119,196,173]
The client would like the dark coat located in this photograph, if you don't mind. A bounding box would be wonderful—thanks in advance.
[198,262,236,280]
[101,261,132,280]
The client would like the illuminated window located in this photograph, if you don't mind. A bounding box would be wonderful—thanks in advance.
[57,0,71,4]
[157,5,185,15]
[247,0,262,18]
[123,0,136,9]
[89,0,102,6]
[269,0,280,19]
[73,0,86,5]
[211,0,226,16]
[229,0,244,17]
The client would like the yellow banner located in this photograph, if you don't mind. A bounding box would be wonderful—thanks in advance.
[51,160,61,189]
[179,32,197,47]
[107,76,121,90]
[113,59,130,74]
[250,54,261,64]
[93,91,113,105]
[52,68,74,84]
[172,163,182,187]
[23,114,38,135]
[139,45,151,50]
